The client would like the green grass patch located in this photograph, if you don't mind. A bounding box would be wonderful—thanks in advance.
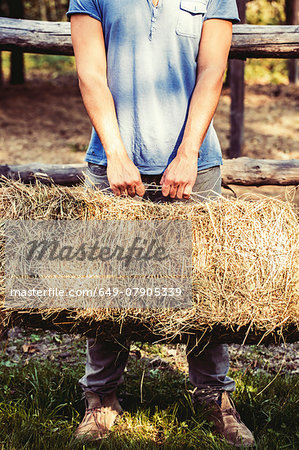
[0,346,298,449]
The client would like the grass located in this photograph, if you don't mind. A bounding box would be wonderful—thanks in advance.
[0,335,298,449]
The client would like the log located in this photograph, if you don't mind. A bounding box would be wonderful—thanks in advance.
[2,310,298,345]
[0,162,86,186]
[0,158,298,187]
[231,24,299,59]
[0,18,299,59]
[222,157,299,186]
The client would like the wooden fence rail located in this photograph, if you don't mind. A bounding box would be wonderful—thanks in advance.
[0,18,299,58]
[1,158,298,187]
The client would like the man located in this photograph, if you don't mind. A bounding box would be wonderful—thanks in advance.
[66,0,255,446]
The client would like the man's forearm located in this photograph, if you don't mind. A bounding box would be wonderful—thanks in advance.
[78,73,145,197]
[178,67,225,158]
[78,74,128,161]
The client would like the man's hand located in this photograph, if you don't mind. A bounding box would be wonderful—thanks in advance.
[107,155,145,197]
[160,19,233,200]
[160,152,198,199]
[71,15,145,198]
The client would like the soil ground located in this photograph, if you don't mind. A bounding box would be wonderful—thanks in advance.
[3,327,299,376]
[0,74,298,204]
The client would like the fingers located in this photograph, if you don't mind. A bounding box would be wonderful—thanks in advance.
[176,183,185,200]
[160,158,197,200]
[127,184,136,197]
[110,183,127,196]
[135,181,145,197]
[183,184,192,199]
[111,181,145,198]
[169,183,178,199]
[160,171,166,185]
[162,178,192,200]
[111,186,121,196]
[113,180,191,200]
[161,175,182,199]
[161,179,170,197]
[107,160,144,198]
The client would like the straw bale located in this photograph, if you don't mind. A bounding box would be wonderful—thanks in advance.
[0,179,298,344]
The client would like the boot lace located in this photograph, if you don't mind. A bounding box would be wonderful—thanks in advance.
[86,407,102,431]
[222,407,242,423]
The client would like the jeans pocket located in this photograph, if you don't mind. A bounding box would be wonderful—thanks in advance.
[192,165,222,200]
[197,166,215,175]
[176,0,207,38]
[87,162,107,176]
[85,163,110,192]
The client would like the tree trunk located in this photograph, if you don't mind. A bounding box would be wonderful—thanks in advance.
[8,0,25,85]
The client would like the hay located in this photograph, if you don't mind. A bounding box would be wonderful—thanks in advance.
[0,178,298,344]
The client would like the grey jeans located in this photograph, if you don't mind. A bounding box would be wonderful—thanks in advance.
[79,163,235,398]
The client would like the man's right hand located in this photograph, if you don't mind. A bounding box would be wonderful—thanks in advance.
[71,15,145,199]
[107,155,145,197]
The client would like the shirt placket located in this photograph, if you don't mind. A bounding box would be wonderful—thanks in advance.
[148,1,162,41]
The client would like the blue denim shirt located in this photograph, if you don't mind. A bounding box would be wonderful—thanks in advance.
[67,0,240,174]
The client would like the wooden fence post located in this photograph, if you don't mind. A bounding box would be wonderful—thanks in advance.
[0,0,4,85]
[228,0,246,158]
[0,51,2,86]
[9,0,25,85]
[286,0,298,84]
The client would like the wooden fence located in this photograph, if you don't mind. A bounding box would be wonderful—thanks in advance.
[1,158,298,186]
[0,18,299,58]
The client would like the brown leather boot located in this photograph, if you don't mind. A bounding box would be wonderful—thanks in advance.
[74,390,123,441]
[195,390,255,448]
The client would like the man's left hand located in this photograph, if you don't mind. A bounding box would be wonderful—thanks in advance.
[160,154,198,199]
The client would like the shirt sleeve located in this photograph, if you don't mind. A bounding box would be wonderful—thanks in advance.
[66,0,102,22]
[203,0,241,24]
